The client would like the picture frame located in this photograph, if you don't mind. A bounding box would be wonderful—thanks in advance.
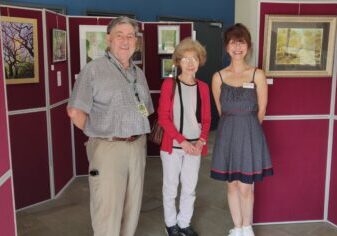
[161,58,175,78]
[52,28,67,63]
[1,16,39,84]
[263,15,337,77]
[79,25,107,69]
[133,32,144,65]
[158,25,180,54]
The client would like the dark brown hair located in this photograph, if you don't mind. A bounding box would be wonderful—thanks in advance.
[224,23,252,49]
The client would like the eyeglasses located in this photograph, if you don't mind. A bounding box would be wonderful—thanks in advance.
[180,57,199,64]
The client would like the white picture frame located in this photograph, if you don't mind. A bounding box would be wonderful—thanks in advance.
[158,25,180,54]
[79,25,107,69]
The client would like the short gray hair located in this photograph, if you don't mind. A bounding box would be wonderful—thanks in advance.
[106,16,139,35]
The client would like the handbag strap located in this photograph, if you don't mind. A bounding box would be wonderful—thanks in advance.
[177,79,184,133]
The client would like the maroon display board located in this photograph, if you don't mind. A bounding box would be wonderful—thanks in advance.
[0,180,16,236]
[0,7,46,111]
[255,120,328,222]
[45,11,69,105]
[258,3,336,116]
[0,31,9,177]
[9,112,50,209]
[329,122,337,225]
[254,2,337,223]
[143,23,193,91]
[0,29,16,236]
[51,104,73,194]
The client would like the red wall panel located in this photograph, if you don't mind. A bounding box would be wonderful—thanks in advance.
[68,17,113,86]
[254,120,328,222]
[68,17,113,175]
[329,122,337,225]
[9,112,50,209]
[46,11,69,105]
[0,179,16,236]
[51,104,73,194]
[143,23,193,91]
[266,78,331,115]
[0,7,46,111]
[259,3,336,116]
[0,27,16,236]
[0,32,10,177]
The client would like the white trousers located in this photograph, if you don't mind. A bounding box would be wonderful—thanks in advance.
[161,149,201,228]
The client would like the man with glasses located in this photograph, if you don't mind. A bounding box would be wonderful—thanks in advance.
[67,16,153,236]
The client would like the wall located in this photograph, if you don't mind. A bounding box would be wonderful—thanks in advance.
[236,0,337,224]
[0,6,73,209]
[6,0,234,25]
[0,23,17,236]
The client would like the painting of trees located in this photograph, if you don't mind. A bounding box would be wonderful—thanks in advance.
[1,16,39,84]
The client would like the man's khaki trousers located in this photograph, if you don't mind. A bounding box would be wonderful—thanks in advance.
[86,135,146,236]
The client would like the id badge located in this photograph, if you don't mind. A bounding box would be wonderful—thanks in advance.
[137,102,149,117]
[243,82,255,89]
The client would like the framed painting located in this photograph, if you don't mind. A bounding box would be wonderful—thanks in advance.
[161,58,175,78]
[158,25,180,54]
[79,25,107,69]
[52,28,67,63]
[1,16,39,84]
[263,15,337,77]
[133,32,144,65]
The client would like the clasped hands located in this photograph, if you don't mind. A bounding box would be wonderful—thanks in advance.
[180,140,204,156]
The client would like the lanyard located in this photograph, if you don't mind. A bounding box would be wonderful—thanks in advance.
[105,52,140,102]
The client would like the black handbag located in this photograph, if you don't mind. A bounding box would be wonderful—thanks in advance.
[148,78,176,145]
[148,119,163,145]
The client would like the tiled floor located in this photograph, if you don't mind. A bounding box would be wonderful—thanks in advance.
[16,133,337,235]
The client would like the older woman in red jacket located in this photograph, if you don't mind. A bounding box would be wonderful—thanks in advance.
[158,38,211,236]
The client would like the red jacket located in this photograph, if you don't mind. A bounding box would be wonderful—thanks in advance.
[158,78,211,156]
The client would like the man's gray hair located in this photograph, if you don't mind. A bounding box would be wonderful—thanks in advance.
[107,16,139,35]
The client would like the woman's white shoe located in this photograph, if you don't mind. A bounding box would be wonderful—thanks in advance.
[242,225,255,236]
[228,227,243,236]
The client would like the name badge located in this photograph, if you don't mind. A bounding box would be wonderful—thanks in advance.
[137,102,149,117]
[243,82,255,89]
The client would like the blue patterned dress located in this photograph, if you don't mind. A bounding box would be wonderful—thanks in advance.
[211,70,273,184]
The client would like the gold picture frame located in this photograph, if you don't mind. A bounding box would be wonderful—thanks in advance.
[1,16,39,84]
[263,15,336,77]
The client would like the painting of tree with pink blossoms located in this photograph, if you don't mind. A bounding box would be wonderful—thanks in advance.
[1,16,39,84]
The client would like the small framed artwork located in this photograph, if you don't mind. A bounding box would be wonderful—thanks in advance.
[52,29,67,63]
[161,58,175,78]
[158,25,180,54]
[263,15,337,77]
[133,32,144,65]
[79,25,107,69]
[1,16,39,84]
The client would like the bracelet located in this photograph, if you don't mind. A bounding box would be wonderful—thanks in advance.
[198,138,206,145]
